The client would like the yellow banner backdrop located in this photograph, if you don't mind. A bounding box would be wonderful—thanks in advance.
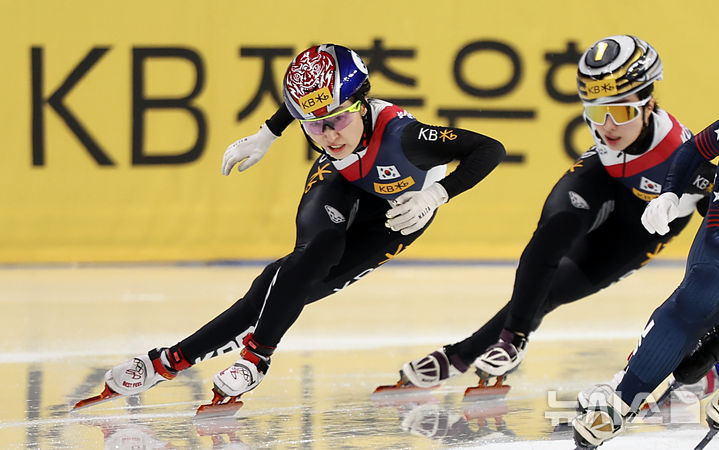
[1,1,717,263]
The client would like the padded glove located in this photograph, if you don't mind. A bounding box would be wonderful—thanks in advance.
[385,183,448,235]
[221,123,277,175]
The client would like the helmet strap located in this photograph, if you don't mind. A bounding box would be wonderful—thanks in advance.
[623,114,655,155]
[357,98,373,151]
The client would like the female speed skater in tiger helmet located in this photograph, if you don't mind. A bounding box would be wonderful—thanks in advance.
[74,43,506,413]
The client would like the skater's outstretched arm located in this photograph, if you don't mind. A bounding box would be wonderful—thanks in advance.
[221,104,294,175]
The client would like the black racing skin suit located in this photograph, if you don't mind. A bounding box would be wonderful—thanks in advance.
[169,99,506,364]
[447,109,716,368]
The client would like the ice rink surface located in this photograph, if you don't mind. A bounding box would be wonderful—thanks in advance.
[1,263,717,449]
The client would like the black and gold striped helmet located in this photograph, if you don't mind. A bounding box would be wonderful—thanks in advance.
[577,35,662,104]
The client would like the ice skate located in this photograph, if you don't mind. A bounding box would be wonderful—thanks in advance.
[373,347,467,398]
[572,384,632,449]
[72,348,176,411]
[694,390,719,450]
[196,335,271,417]
[637,364,719,419]
[371,373,439,407]
[463,370,512,401]
[657,365,718,406]
[466,330,526,401]
[474,329,527,377]
[577,368,626,411]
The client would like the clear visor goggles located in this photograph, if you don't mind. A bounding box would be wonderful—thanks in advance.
[300,100,362,135]
[583,97,651,125]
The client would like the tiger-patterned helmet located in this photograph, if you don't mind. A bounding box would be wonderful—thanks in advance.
[283,44,369,120]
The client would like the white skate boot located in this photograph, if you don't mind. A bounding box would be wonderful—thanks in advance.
[373,347,469,396]
[573,384,632,448]
[578,365,719,412]
[692,388,719,449]
[73,348,177,410]
[706,390,719,428]
[475,329,528,377]
[212,350,269,398]
[105,349,177,396]
[577,368,626,410]
[667,365,719,406]
[196,333,272,416]
[402,348,468,388]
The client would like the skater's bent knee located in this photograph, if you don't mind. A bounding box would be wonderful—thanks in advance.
[672,263,719,323]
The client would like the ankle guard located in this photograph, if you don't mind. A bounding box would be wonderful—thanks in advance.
[149,348,177,381]
[443,345,470,373]
[166,345,192,371]
[502,329,527,350]
[240,333,274,374]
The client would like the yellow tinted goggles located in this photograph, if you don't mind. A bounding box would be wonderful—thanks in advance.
[583,98,651,125]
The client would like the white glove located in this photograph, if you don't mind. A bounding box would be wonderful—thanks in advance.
[641,192,680,235]
[221,123,277,175]
[385,183,449,235]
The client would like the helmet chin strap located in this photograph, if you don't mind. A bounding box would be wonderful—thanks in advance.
[355,98,373,154]
[622,115,655,155]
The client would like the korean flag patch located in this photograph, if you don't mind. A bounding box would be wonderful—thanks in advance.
[639,177,661,194]
[377,165,400,180]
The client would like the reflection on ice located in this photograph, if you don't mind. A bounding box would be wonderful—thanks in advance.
[0,265,715,448]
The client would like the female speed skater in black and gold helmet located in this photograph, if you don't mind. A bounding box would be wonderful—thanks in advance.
[384,35,717,404]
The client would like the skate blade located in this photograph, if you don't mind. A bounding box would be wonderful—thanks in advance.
[72,383,122,411]
[196,390,244,418]
[463,375,511,402]
[463,384,511,401]
[195,401,244,418]
[372,382,436,394]
[640,398,670,411]
[372,370,436,395]
[639,390,674,414]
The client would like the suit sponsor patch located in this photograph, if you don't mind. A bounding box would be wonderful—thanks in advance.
[568,191,590,209]
[374,176,415,195]
[324,205,346,223]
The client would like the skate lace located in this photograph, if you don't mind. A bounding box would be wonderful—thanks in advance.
[228,362,255,385]
[125,359,146,381]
